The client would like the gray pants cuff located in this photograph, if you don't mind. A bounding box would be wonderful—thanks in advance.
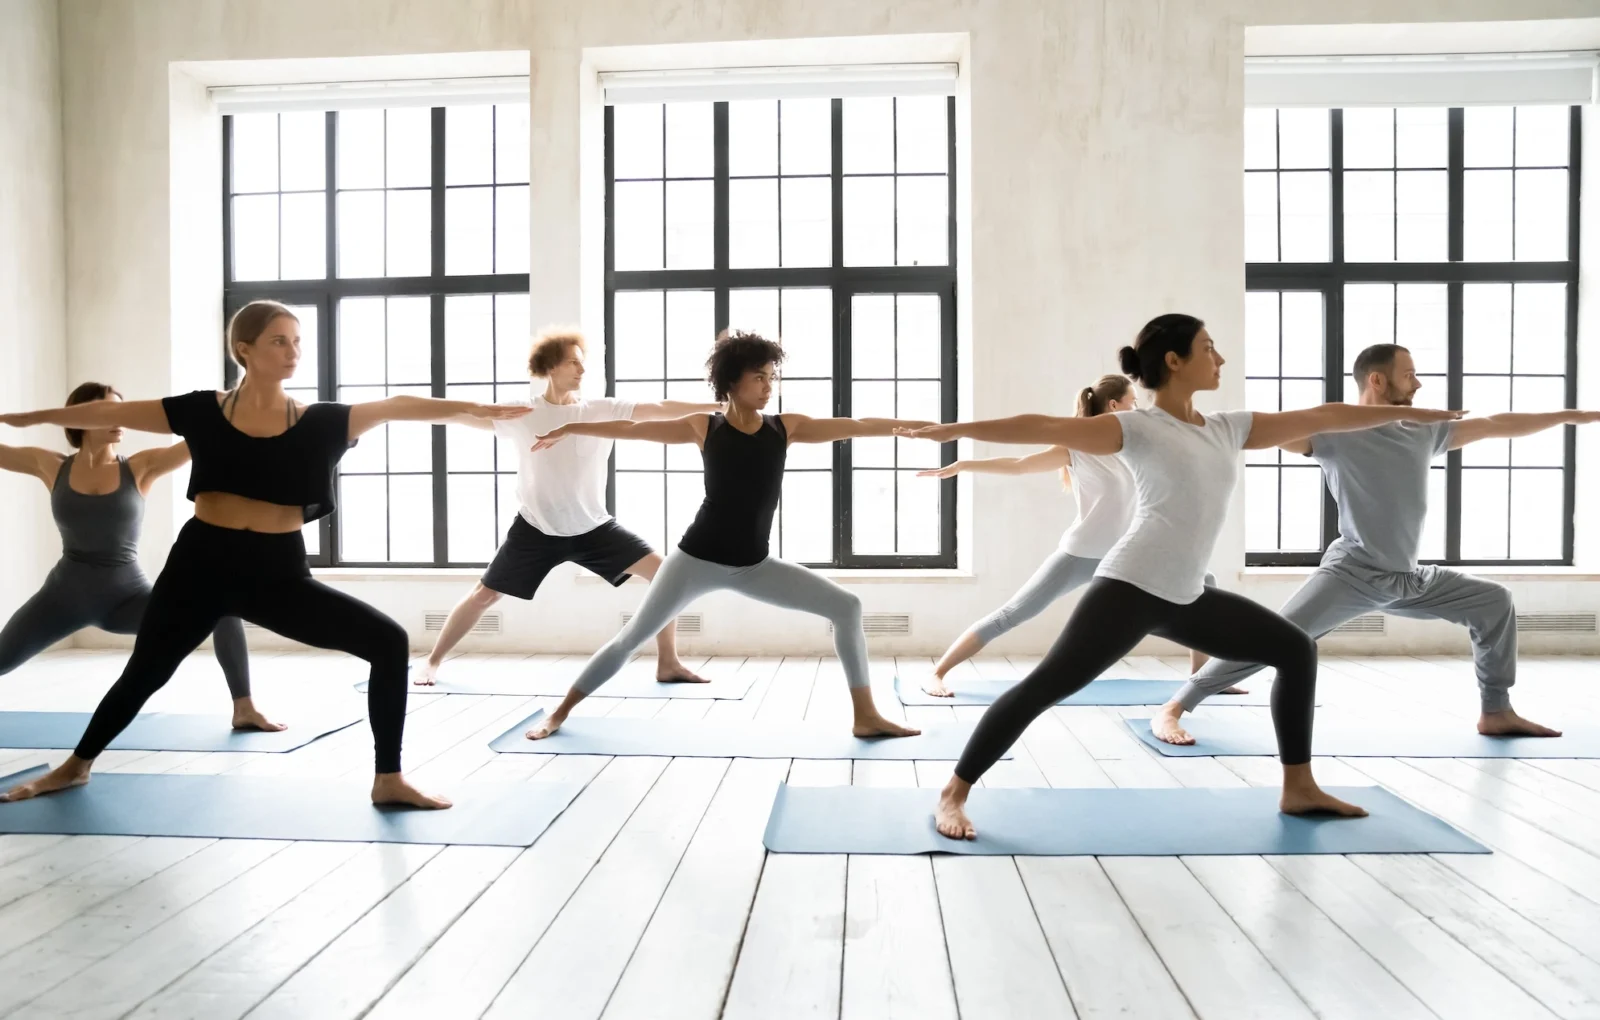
[1480,686,1512,714]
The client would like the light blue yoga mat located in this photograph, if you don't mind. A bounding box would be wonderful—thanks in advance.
[893,675,1274,707]
[1125,714,1591,758]
[762,784,1488,856]
[488,709,1002,761]
[0,766,581,846]
[362,669,756,700]
[0,708,362,753]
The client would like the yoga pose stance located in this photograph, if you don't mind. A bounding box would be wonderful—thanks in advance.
[0,300,528,807]
[523,330,930,741]
[0,382,275,730]
[915,374,1235,696]
[419,327,718,686]
[899,314,1461,839]
[1153,342,1584,745]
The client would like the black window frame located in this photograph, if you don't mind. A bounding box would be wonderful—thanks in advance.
[1246,105,1582,568]
[603,96,960,569]
[222,107,531,568]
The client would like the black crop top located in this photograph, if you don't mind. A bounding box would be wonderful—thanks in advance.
[677,413,787,567]
[161,390,355,522]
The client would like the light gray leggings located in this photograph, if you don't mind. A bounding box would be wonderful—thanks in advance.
[973,549,1214,645]
[573,549,869,694]
[1176,561,1516,713]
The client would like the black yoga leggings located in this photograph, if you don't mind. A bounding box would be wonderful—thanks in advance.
[954,577,1318,783]
[74,519,410,773]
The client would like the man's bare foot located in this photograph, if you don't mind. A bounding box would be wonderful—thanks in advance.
[371,773,451,810]
[656,661,710,684]
[0,761,91,802]
[231,704,287,732]
[935,790,976,840]
[921,676,954,698]
[412,661,441,687]
[1479,709,1562,738]
[1220,686,1248,695]
[853,715,921,739]
[1150,703,1194,745]
[526,714,566,740]
[1280,786,1368,817]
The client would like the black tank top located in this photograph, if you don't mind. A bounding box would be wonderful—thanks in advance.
[51,455,143,567]
[677,413,787,567]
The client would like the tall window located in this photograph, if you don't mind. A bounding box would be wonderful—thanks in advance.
[223,104,532,566]
[1244,105,1580,566]
[605,96,958,568]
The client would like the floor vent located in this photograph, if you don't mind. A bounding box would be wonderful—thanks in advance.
[1331,614,1385,635]
[623,612,702,634]
[424,611,502,634]
[831,613,912,636]
[1516,612,1598,634]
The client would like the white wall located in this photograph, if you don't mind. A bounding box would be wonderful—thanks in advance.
[0,0,67,617]
[49,0,1600,656]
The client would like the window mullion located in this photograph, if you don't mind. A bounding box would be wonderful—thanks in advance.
[1445,108,1465,562]
[429,108,449,565]
[832,97,851,567]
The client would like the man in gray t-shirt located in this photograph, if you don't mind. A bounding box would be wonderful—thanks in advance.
[1153,343,1595,745]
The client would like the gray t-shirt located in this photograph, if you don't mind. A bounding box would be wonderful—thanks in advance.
[1309,421,1455,572]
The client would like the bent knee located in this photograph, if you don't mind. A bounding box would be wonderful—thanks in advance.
[832,589,864,625]
[469,583,504,608]
[1279,629,1318,673]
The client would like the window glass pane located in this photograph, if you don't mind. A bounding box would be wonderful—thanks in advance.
[613,103,664,179]
[1280,292,1322,378]
[337,190,384,277]
[1395,107,1447,169]
[896,470,941,554]
[665,102,714,178]
[615,471,666,553]
[446,105,494,186]
[896,175,948,267]
[389,418,433,474]
[728,100,777,176]
[388,473,433,562]
[447,473,496,563]
[851,295,895,378]
[851,469,894,554]
[614,290,665,380]
[384,108,431,189]
[446,294,494,383]
[1460,469,1509,560]
[614,384,665,471]
[780,288,832,379]
[1244,291,1280,377]
[664,179,713,269]
[779,379,831,470]
[231,195,279,281]
[897,294,942,378]
[729,178,778,268]
[1512,282,1567,372]
[231,113,279,193]
[780,99,831,176]
[843,177,895,266]
[338,109,385,189]
[665,289,715,378]
[781,472,832,563]
[1396,284,1447,376]
[279,192,326,280]
[1511,376,1566,467]
[278,111,326,191]
[1515,105,1569,167]
[448,185,496,274]
[1243,109,1277,171]
[1242,173,1278,263]
[851,381,895,467]
[1344,283,1394,348]
[1395,170,1447,262]
[1342,170,1393,262]
[1278,172,1329,262]
[385,189,431,276]
[1509,469,1563,559]
[1342,108,1393,169]
[781,176,833,267]
[339,297,386,386]
[666,472,703,550]
[728,288,779,340]
[613,181,664,271]
[1276,108,1329,169]
[495,103,531,184]
[495,294,531,384]
[1463,170,1512,261]
[895,96,947,173]
[1244,465,1279,551]
[1460,376,1510,467]
[386,296,431,384]
[1280,467,1323,550]
[1464,106,1514,168]
[1463,283,1512,374]
[844,97,894,175]
[1514,168,1568,261]
[495,184,530,274]
[338,475,388,561]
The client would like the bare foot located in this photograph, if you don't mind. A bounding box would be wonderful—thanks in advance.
[1220,686,1249,695]
[371,773,451,810]
[525,714,566,740]
[853,716,921,739]
[1478,710,1561,738]
[921,676,955,698]
[656,661,711,684]
[0,762,91,802]
[412,661,441,687]
[934,791,976,840]
[1149,704,1194,746]
[1280,786,1368,817]
[231,705,288,733]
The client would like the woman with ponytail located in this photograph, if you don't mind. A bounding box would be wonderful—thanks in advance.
[915,374,1232,696]
[899,313,1463,840]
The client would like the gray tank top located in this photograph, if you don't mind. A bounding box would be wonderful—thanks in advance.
[51,454,143,567]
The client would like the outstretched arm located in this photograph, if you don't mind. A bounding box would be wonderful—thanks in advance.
[917,446,1072,480]
[0,444,64,488]
[127,442,193,494]
[632,400,722,422]
[348,396,531,439]
[0,399,173,435]
[896,414,1124,455]
[532,414,708,451]
[782,415,940,445]
[1244,403,1464,450]
[1448,410,1600,450]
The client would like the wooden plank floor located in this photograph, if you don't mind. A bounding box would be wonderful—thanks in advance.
[0,650,1597,1018]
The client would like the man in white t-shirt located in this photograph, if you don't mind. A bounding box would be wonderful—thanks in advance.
[417,326,718,685]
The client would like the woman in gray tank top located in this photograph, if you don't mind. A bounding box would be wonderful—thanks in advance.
[0,382,275,731]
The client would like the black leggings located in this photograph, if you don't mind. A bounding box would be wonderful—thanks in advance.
[0,559,251,698]
[74,519,410,772]
[954,577,1318,783]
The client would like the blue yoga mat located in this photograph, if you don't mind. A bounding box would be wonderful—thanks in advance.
[1125,714,1592,758]
[0,708,362,753]
[893,675,1273,707]
[488,709,1001,761]
[363,670,756,700]
[0,766,581,846]
[762,784,1487,856]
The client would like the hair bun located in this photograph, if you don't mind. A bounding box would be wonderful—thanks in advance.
[1117,345,1142,380]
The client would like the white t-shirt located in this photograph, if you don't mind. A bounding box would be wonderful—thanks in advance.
[1057,450,1136,559]
[1095,407,1256,604]
[492,394,637,537]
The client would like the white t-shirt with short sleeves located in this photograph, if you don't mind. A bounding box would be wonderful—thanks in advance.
[492,394,637,537]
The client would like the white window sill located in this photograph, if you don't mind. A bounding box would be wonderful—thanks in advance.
[1242,566,1600,582]
[313,566,976,584]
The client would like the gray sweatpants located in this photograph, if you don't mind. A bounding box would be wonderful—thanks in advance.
[1175,561,1516,713]
[973,550,1215,644]
[573,549,869,694]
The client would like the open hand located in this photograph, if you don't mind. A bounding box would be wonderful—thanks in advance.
[916,463,962,479]
[893,423,961,442]
[531,425,569,452]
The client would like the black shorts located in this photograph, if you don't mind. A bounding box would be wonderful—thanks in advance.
[480,517,654,599]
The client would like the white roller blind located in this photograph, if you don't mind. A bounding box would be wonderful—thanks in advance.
[209,75,529,113]
[1245,52,1596,108]
[599,62,958,104]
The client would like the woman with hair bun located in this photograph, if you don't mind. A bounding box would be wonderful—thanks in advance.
[899,313,1463,840]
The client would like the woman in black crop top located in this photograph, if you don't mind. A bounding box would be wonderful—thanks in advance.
[0,300,528,809]
[520,330,940,741]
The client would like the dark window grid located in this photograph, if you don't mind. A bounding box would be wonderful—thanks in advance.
[1245,105,1580,568]
[224,108,531,567]
[604,97,959,569]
